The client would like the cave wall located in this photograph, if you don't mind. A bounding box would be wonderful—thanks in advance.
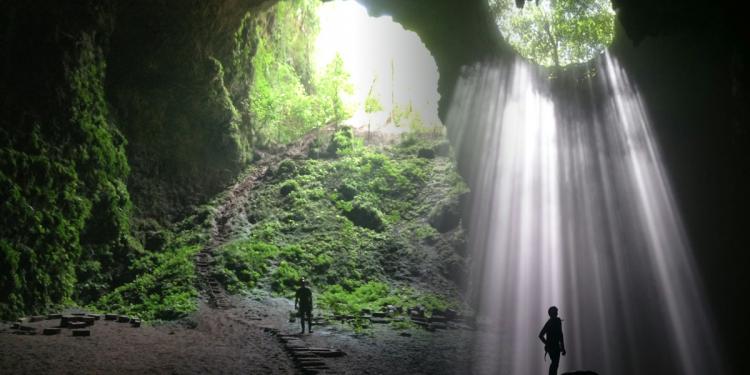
[106,0,274,221]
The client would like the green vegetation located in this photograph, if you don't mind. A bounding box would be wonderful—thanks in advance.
[249,0,353,146]
[92,211,212,321]
[489,0,616,67]
[213,127,469,315]
[0,34,140,319]
[319,281,455,316]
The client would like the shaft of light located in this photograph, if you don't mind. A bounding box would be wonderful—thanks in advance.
[448,55,725,374]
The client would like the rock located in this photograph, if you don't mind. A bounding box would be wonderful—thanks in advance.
[562,372,599,375]
[372,311,388,318]
[428,322,448,330]
[86,314,101,320]
[444,309,458,320]
[72,329,90,337]
[43,328,61,335]
[417,147,435,159]
[104,314,118,321]
[29,315,46,322]
[47,314,62,320]
[68,321,87,329]
[428,315,447,323]
[399,332,412,337]
[370,318,391,324]
[17,325,35,332]
[343,203,385,232]
[131,319,141,328]
[428,198,461,233]
[434,141,451,157]
[117,315,131,323]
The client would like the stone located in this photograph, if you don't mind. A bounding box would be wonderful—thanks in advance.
[18,324,36,332]
[428,322,448,330]
[117,315,131,323]
[47,314,62,320]
[428,315,447,323]
[372,311,388,318]
[399,332,412,337]
[444,309,458,320]
[104,314,118,321]
[72,329,90,337]
[86,314,101,320]
[130,319,141,328]
[370,318,391,324]
[68,321,87,329]
[29,315,46,322]
[43,328,61,335]
[417,147,436,159]
[562,372,598,375]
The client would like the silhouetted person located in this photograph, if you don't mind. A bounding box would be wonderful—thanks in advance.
[294,278,313,334]
[539,306,566,375]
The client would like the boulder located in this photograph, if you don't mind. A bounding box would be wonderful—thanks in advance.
[428,199,461,233]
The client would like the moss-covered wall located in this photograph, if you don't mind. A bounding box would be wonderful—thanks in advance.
[106,0,273,221]
[0,1,139,318]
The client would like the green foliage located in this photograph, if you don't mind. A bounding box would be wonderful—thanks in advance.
[212,131,469,321]
[0,33,138,319]
[95,244,201,321]
[489,0,615,67]
[280,180,300,196]
[318,281,455,316]
[212,241,280,293]
[249,0,354,146]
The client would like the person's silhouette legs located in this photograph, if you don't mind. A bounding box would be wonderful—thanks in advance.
[548,349,561,375]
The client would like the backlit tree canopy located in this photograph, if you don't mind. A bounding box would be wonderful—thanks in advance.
[489,0,616,67]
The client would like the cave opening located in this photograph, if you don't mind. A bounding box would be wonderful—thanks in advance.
[488,0,616,68]
[314,0,442,138]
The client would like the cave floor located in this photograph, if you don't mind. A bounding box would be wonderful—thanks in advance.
[0,295,486,374]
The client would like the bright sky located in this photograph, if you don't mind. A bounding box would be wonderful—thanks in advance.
[314,0,442,132]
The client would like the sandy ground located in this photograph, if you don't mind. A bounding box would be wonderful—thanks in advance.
[0,301,294,375]
[0,294,490,375]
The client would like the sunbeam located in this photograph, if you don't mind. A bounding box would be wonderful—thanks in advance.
[449,55,725,374]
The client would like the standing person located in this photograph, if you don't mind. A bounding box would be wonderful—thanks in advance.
[294,278,313,334]
[539,306,566,375]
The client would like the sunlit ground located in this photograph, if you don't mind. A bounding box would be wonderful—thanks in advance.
[315,0,442,134]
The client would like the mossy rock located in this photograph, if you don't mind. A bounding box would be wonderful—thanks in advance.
[343,203,385,232]
[276,159,298,178]
[327,127,354,156]
[417,148,436,159]
[280,180,300,196]
[428,199,461,233]
[337,183,357,201]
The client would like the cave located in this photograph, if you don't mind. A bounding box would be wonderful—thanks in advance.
[1,0,748,374]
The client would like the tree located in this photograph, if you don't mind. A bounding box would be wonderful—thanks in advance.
[248,0,354,145]
[489,0,615,67]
